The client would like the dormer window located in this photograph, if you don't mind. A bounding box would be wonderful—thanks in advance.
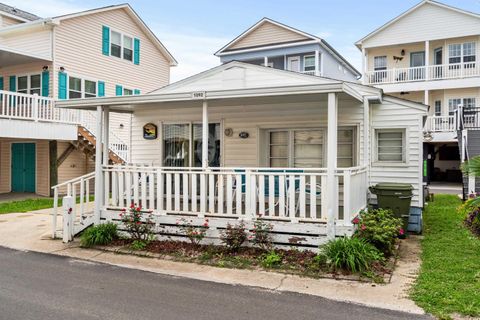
[303,55,316,72]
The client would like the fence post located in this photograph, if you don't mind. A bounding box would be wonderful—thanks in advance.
[52,188,58,239]
[245,169,252,220]
[32,94,39,121]
[62,196,74,243]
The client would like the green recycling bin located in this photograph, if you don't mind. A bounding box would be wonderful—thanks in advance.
[369,183,413,230]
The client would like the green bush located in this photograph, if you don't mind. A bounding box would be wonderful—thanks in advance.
[260,251,283,268]
[80,223,118,247]
[130,240,148,251]
[320,237,383,273]
[220,221,247,252]
[353,208,402,256]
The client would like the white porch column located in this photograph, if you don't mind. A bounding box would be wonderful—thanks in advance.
[264,56,268,67]
[424,90,429,106]
[94,106,104,225]
[202,100,209,168]
[362,48,367,84]
[425,40,430,80]
[315,50,320,76]
[102,107,110,165]
[363,98,370,167]
[327,93,338,240]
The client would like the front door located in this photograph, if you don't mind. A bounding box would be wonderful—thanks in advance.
[434,47,443,78]
[410,51,426,80]
[287,56,301,72]
[11,143,36,193]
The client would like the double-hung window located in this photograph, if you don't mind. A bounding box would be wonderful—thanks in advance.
[68,76,97,99]
[376,129,405,163]
[374,56,387,71]
[303,55,316,72]
[110,31,122,58]
[449,42,476,68]
[463,42,476,67]
[448,98,476,115]
[123,88,133,96]
[123,35,133,61]
[434,101,442,117]
[17,74,41,95]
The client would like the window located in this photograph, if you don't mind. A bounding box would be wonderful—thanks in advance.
[376,129,405,162]
[303,55,316,72]
[123,88,133,96]
[17,74,41,95]
[68,77,82,99]
[374,56,387,71]
[434,101,442,116]
[68,76,97,99]
[110,31,122,58]
[268,128,355,168]
[449,42,476,67]
[449,98,476,115]
[463,97,476,109]
[123,35,133,61]
[109,29,136,62]
[163,123,221,167]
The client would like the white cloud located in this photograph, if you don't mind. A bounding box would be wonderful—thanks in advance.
[1,0,86,17]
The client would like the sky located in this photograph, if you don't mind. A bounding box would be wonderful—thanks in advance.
[4,0,480,82]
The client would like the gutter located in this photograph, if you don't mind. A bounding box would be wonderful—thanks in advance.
[0,19,58,35]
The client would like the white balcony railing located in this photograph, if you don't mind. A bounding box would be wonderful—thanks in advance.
[365,62,480,85]
[424,115,457,132]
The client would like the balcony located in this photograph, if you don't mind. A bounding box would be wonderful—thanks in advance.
[424,115,456,132]
[365,62,480,85]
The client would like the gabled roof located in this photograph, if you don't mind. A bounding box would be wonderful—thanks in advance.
[0,3,41,21]
[216,17,360,77]
[52,4,177,66]
[355,0,480,49]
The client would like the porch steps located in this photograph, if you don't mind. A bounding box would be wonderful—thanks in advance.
[75,126,124,164]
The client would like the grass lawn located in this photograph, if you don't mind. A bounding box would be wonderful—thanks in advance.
[411,194,480,319]
[0,196,94,215]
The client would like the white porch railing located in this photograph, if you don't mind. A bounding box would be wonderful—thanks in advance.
[51,172,95,241]
[365,62,480,85]
[424,115,456,132]
[0,90,81,123]
[102,165,368,225]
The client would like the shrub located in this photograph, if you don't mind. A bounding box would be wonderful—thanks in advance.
[120,204,155,241]
[320,237,383,273]
[353,208,403,256]
[261,251,283,268]
[220,221,247,252]
[177,218,209,246]
[250,218,274,251]
[80,223,118,247]
[130,240,148,251]
[464,206,480,237]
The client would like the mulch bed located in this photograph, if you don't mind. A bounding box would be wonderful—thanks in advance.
[98,238,398,283]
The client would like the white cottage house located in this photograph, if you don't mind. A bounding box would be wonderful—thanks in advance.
[54,61,427,247]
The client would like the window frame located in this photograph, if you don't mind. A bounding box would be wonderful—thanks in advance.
[434,100,442,117]
[108,27,137,63]
[373,56,387,71]
[16,73,42,95]
[303,55,316,72]
[448,42,477,66]
[67,74,98,99]
[374,128,406,164]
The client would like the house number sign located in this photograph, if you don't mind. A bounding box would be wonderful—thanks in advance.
[143,123,158,140]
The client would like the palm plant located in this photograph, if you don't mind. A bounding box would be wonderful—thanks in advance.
[461,155,480,206]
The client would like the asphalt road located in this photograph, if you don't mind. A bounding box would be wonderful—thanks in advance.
[0,246,431,320]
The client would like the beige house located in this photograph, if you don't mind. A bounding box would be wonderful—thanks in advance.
[0,3,176,196]
[55,61,427,245]
[356,0,480,195]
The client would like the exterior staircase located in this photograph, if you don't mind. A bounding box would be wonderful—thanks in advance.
[75,126,125,164]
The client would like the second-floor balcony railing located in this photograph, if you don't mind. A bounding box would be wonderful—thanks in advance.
[365,62,480,85]
[424,115,457,132]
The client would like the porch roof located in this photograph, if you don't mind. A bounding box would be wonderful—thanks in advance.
[0,45,51,67]
[56,61,382,113]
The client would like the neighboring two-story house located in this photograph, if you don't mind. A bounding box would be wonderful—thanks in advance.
[215,18,361,81]
[356,0,480,196]
[0,3,176,196]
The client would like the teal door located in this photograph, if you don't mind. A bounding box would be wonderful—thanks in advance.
[11,143,36,193]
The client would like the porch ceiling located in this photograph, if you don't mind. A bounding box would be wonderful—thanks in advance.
[0,46,51,67]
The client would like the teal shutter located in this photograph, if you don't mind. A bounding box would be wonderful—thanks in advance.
[102,26,110,56]
[58,72,67,100]
[134,89,140,95]
[0,77,3,90]
[9,76,16,92]
[41,71,49,97]
[98,81,105,97]
[115,85,123,96]
[134,38,140,65]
